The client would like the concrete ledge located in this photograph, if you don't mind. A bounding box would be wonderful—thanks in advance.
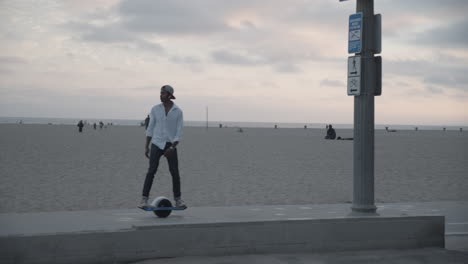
[1,211,444,264]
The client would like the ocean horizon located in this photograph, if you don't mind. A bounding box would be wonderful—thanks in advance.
[0,116,466,131]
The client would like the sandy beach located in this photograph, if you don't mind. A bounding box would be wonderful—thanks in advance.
[0,124,467,213]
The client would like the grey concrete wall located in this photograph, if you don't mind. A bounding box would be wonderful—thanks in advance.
[0,216,444,264]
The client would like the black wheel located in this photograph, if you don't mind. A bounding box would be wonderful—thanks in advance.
[153,198,172,218]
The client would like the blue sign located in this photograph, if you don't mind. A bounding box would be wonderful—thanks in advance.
[348,13,362,54]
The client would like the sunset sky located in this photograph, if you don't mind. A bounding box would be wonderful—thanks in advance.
[1,0,467,125]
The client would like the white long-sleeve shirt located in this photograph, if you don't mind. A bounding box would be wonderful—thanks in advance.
[145,103,183,150]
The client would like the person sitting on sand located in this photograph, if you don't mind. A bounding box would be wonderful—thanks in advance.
[325,124,336,140]
[139,85,186,209]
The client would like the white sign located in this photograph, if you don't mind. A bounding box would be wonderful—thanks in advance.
[348,77,360,95]
[348,56,361,77]
[348,55,361,96]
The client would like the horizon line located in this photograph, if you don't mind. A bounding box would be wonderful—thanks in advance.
[1,115,467,127]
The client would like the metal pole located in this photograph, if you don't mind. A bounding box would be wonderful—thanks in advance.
[352,0,377,214]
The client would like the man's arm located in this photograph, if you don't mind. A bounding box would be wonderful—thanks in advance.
[145,136,152,158]
[145,109,155,158]
[172,110,183,144]
[145,110,155,137]
[164,110,183,157]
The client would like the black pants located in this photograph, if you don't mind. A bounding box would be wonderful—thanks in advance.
[142,142,181,198]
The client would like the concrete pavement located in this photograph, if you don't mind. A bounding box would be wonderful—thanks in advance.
[1,201,467,264]
[129,201,468,264]
[130,248,468,264]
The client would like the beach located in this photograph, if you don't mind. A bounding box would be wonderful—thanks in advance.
[0,124,467,213]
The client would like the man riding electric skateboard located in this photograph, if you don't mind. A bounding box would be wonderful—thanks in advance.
[138,85,186,209]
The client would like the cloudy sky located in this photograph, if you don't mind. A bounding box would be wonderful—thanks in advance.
[0,0,467,125]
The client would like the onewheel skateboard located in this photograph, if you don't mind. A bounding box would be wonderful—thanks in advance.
[138,196,187,218]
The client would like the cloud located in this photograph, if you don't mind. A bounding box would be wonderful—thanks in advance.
[0,56,28,64]
[320,79,345,87]
[378,1,468,42]
[134,40,164,52]
[412,20,468,48]
[79,24,133,43]
[426,86,444,94]
[281,1,349,28]
[66,21,164,52]
[2,0,467,124]
[131,85,158,91]
[0,68,13,75]
[0,56,28,75]
[379,0,468,18]
[211,50,265,66]
[117,0,231,34]
[274,63,300,73]
[170,56,201,64]
[423,69,468,92]
[64,0,337,72]
[211,49,303,73]
[386,58,468,93]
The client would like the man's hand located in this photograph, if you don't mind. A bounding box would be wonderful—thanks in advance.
[145,146,150,159]
[164,147,175,158]
[144,136,152,159]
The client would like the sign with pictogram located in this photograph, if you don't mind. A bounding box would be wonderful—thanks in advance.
[348,55,361,96]
[348,13,362,54]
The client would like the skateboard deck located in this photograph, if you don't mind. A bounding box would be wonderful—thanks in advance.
[139,205,187,211]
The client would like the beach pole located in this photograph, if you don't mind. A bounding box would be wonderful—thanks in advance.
[352,0,377,214]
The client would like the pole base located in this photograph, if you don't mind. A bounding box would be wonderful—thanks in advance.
[351,204,378,216]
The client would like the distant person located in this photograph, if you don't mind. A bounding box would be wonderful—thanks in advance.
[144,115,150,129]
[93,123,97,130]
[77,120,84,133]
[139,85,186,209]
[325,124,336,139]
[99,121,104,129]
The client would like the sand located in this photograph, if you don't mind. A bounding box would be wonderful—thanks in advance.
[0,124,467,213]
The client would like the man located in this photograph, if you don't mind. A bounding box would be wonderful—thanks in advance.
[139,85,186,209]
[325,124,336,140]
[77,120,84,133]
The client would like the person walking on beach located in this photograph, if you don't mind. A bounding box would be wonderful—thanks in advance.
[139,85,186,209]
[77,120,84,133]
